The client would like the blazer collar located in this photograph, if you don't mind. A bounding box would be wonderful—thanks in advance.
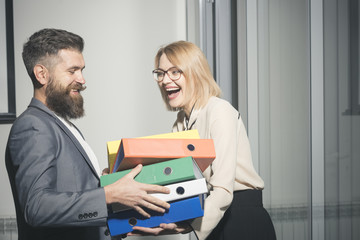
[29,98,56,117]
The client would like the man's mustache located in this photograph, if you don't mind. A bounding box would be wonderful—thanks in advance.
[69,83,87,92]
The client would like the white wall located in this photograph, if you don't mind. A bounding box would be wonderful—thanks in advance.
[0,0,186,236]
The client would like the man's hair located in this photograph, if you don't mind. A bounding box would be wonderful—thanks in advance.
[154,40,221,111]
[22,28,84,88]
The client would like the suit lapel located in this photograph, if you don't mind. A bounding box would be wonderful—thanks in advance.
[29,98,100,180]
[55,118,100,180]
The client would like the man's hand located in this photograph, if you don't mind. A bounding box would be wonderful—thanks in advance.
[102,167,110,175]
[103,164,170,218]
[127,222,192,236]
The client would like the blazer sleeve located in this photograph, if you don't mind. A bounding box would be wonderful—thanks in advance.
[7,113,108,228]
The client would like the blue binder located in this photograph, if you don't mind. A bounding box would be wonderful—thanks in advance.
[107,196,204,237]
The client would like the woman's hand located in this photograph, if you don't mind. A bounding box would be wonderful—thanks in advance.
[128,221,192,236]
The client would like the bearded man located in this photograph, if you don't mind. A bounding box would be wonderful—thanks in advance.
[5,28,170,240]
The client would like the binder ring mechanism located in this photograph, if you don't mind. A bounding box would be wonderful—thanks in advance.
[187,144,195,151]
[176,186,185,195]
[163,167,173,175]
[128,217,137,226]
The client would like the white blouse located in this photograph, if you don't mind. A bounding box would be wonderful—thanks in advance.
[172,96,264,240]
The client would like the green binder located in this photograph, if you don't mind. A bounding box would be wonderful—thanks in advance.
[100,156,203,187]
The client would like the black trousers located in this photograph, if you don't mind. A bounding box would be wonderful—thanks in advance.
[206,190,276,240]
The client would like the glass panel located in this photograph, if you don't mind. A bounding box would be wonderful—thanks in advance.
[323,0,360,239]
[254,0,311,239]
[0,0,8,113]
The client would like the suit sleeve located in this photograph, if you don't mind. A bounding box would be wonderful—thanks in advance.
[7,114,108,227]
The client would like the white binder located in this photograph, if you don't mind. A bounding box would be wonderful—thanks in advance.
[151,178,208,202]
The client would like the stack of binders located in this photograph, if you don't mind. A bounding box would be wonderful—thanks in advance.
[101,130,216,237]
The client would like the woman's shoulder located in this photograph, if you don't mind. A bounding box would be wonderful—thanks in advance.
[206,96,237,115]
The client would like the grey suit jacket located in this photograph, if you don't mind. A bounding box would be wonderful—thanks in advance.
[5,98,111,240]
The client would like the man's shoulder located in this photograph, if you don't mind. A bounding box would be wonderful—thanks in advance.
[11,101,56,134]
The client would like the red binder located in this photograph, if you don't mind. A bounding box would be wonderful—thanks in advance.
[113,138,216,172]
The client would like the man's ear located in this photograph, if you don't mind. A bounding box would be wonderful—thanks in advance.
[33,64,49,85]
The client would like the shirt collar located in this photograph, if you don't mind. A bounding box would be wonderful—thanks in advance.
[184,106,200,130]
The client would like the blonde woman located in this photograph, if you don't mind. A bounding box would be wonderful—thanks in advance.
[130,41,276,240]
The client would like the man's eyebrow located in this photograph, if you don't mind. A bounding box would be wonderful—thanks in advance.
[68,65,85,71]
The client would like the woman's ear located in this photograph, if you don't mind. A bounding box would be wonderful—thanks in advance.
[33,64,49,85]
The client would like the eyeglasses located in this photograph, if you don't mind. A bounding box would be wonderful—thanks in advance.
[152,67,183,82]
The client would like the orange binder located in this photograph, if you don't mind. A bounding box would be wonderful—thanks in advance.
[113,138,216,172]
[107,130,200,173]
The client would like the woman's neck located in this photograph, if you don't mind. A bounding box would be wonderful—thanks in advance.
[184,100,196,119]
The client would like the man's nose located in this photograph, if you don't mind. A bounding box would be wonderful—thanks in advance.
[76,73,86,84]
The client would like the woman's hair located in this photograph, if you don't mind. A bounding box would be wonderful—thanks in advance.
[154,40,221,111]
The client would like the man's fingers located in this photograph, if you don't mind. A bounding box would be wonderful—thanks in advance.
[133,196,169,217]
[125,164,143,179]
[101,168,110,175]
[142,183,170,194]
[133,196,169,214]
[133,205,150,218]
[143,194,170,210]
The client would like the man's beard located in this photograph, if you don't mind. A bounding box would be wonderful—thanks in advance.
[46,78,86,120]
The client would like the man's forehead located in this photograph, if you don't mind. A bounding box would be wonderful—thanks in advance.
[57,49,85,67]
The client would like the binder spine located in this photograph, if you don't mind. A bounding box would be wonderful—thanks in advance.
[107,196,204,237]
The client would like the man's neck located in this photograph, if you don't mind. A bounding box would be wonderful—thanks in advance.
[34,89,47,106]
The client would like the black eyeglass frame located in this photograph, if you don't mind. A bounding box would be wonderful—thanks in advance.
[152,67,183,82]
